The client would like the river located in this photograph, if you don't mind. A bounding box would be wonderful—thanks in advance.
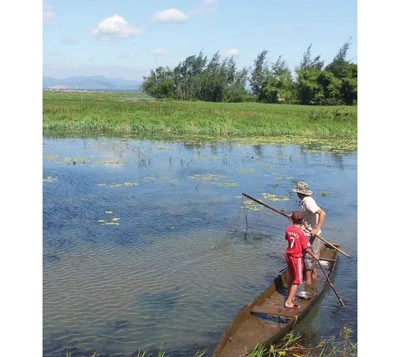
[43,136,357,356]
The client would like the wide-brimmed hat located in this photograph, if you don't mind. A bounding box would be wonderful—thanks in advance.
[292,182,313,196]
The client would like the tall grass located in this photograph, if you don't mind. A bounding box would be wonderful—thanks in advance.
[43,91,357,150]
[64,327,356,357]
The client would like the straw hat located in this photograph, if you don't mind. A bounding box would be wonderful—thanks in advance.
[292,182,313,196]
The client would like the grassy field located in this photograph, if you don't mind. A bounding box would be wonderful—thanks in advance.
[43,91,357,150]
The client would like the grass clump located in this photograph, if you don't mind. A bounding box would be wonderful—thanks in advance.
[258,327,357,357]
[43,91,357,150]
[64,327,356,357]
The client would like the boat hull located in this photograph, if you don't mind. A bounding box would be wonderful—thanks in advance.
[213,243,339,357]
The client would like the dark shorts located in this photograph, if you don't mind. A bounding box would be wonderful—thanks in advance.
[304,236,320,269]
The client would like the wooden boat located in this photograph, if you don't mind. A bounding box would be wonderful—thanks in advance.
[212,242,340,357]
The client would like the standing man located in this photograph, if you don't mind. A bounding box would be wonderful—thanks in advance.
[292,182,326,285]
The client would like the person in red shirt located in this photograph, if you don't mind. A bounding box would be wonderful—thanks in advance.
[285,210,319,309]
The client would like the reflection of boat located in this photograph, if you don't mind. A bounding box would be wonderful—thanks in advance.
[212,243,339,357]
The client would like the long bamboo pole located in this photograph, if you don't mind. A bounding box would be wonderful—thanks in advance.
[316,259,345,306]
[241,192,351,258]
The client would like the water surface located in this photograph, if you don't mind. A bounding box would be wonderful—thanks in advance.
[43,137,357,356]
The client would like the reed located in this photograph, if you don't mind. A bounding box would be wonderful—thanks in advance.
[43,91,357,149]
[261,327,357,357]
[64,327,356,357]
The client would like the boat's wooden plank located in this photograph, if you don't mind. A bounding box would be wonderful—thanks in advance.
[250,287,319,318]
[319,257,336,262]
[215,313,296,357]
[251,290,299,318]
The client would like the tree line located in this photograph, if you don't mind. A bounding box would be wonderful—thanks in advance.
[141,42,357,105]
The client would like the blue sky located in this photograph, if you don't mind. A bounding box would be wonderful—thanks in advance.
[43,0,357,81]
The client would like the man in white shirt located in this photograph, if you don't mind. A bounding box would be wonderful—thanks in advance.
[292,182,326,285]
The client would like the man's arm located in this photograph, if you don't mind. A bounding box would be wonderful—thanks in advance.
[311,208,326,235]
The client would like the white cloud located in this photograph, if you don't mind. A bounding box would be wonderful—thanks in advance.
[92,15,144,39]
[188,0,216,16]
[223,48,240,57]
[151,8,188,23]
[43,4,56,24]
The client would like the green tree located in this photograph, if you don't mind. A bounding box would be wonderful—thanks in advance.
[295,44,325,104]
[141,66,174,98]
[271,56,295,103]
[325,41,357,105]
[341,63,357,105]
[325,41,351,79]
[295,69,321,104]
[316,70,342,104]
[260,71,280,103]
[298,44,324,71]
[198,52,224,102]
[249,50,268,101]
[224,64,249,102]
[174,52,208,100]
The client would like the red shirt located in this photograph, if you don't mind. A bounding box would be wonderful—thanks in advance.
[285,225,311,257]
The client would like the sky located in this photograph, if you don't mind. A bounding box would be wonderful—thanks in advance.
[43,0,358,81]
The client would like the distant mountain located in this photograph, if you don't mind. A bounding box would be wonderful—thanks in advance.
[43,75,142,91]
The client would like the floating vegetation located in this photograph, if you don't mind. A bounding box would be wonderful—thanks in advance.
[189,174,226,181]
[262,192,289,201]
[100,221,120,226]
[96,160,124,165]
[216,181,240,187]
[319,191,327,196]
[241,199,264,211]
[97,182,139,188]
[44,154,60,161]
[64,157,89,165]
[110,183,123,187]
[43,176,57,183]
[189,173,240,188]
[124,182,139,187]
[99,212,120,226]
